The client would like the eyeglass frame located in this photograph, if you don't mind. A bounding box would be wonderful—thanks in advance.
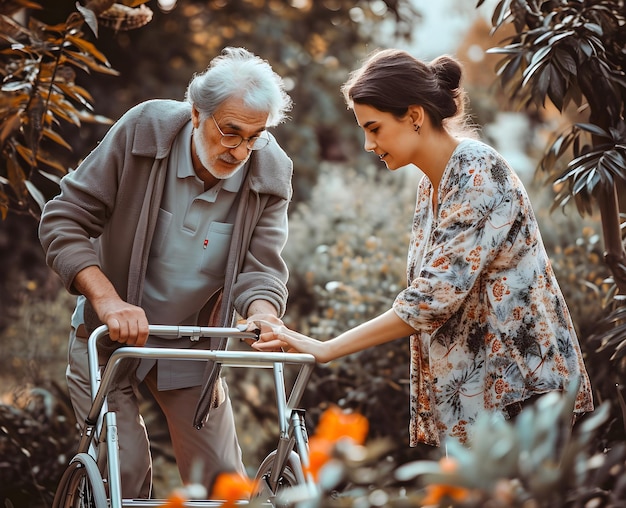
[210,115,270,151]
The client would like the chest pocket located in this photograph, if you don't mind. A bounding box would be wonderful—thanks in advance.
[151,208,173,258]
[200,222,234,276]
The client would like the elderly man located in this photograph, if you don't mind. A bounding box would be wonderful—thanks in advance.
[39,47,293,497]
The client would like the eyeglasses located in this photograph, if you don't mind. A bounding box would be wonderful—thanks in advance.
[211,115,270,151]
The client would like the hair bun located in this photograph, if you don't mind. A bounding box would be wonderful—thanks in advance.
[430,55,462,92]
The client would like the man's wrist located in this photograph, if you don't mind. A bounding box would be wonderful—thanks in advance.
[247,299,279,317]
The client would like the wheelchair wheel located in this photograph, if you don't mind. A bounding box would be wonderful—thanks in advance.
[52,453,108,508]
[254,450,302,506]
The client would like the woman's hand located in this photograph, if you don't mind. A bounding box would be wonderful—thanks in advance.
[243,313,285,351]
[249,320,330,363]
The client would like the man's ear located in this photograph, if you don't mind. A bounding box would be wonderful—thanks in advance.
[191,105,200,128]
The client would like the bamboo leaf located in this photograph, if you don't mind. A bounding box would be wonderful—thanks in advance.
[0,191,7,219]
[575,123,610,138]
[54,82,94,110]
[38,168,64,183]
[1,81,32,93]
[36,154,67,174]
[6,150,27,196]
[0,112,21,146]
[61,50,120,75]
[66,34,109,65]
[15,142,36,166]
[75,3,99,38]
[41,127,73,151]
[24,179,46,212]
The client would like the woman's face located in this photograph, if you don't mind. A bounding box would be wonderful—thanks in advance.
[353,103,417,170]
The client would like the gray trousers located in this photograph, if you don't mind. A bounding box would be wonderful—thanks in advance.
[66,328,245,498]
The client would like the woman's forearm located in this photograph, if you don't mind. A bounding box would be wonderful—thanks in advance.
[252,308,415,362]
[322,308,415,361]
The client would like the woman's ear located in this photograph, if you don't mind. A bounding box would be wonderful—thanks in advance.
[408,105,425,126]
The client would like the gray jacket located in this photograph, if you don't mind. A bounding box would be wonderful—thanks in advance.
[40,99,292,345]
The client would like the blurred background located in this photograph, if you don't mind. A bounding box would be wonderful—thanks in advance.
[1,0,623,506]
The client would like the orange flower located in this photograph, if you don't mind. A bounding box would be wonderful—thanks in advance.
[421,483,471,505]
[160,491,186,508]
[420,457,471,506]
[304,435,334,481]
[315,405,369,445]
[210,472,258,507]
[304,406,370,481]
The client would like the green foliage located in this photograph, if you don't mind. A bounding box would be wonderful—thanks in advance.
[0,0,423,219]
[284,162,414,333]
[0,0,124,219]
[280,389,626,507]
[0,212,56,332]
[0,283,75,508]
[480,0,626,453]
[282,162,416,452]
[480,0,626,294]
[0,383,77,508]
[0,286,74,383]
[548,123,626,216]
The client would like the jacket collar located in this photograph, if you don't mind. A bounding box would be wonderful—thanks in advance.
[130,99,292,201]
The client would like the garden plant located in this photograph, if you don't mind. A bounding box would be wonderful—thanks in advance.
[1,1,626,507]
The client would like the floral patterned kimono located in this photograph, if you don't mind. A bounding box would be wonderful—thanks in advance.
[392,138,594,447]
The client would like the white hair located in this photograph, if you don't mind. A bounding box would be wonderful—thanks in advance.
[185,47,292,127]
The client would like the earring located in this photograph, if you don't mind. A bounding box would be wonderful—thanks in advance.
[414,124,421,134]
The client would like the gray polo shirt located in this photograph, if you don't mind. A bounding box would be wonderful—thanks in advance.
[141,121,244,326]
[135,121,245,388]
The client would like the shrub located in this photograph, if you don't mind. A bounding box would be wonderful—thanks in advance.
[285,389,626,507]
[282,162,429,463]
[0,383,77,508]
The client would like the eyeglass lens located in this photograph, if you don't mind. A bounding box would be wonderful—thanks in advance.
[221,135,269,150]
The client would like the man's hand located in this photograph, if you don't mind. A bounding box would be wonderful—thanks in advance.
[96,298,150,345]
[75,266,149,345]
[243,300,285,351]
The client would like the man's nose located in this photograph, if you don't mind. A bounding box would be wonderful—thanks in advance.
[231,142,251,160]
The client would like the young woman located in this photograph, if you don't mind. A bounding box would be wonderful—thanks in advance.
[251,49,593,447]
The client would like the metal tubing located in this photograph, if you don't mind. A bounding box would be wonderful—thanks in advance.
[105,412,123,508]
[79,324,317,504]
[87,325,261,400]
[286,365,314,413]
[85,325,315,442]
[291,411,311,476]
[273,363,288,437]
[267,435,295,491]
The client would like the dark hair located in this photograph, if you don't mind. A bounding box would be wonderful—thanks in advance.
[341,49,470,133]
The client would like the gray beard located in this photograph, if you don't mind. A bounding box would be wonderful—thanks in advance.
[193,127,246,180]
